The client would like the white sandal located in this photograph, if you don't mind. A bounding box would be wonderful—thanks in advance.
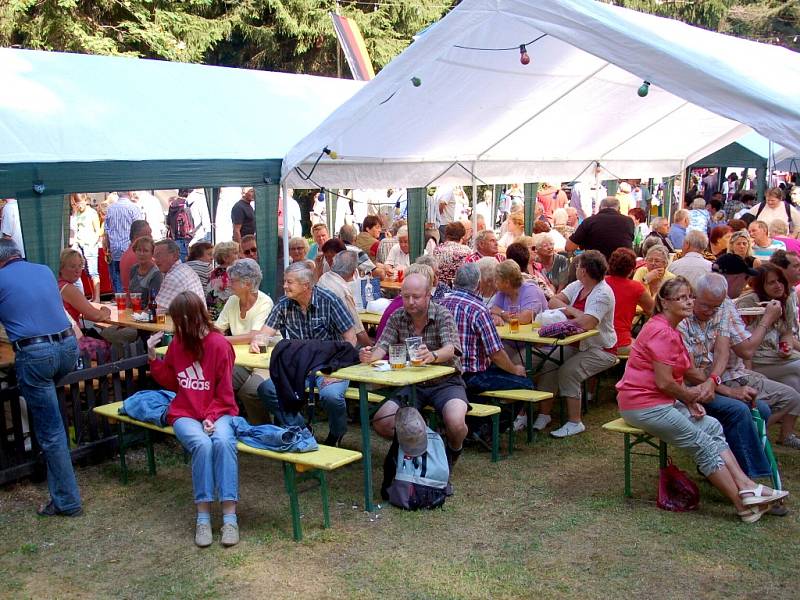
[738,504,771,523]
[739,484,789,507]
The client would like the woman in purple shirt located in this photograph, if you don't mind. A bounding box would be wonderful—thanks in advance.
[489,260,547,326]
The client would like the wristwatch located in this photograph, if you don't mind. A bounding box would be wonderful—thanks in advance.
[431,351,439,363]
[709,374,722,386]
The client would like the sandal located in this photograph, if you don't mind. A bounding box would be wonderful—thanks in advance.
[739,484,789,507]
[738,504,771,523]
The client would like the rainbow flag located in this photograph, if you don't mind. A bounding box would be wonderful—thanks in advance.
[330,13,375,81]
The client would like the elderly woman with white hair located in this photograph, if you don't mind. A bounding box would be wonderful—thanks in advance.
[215,258,273,423]
[688,197,711,233]
[533,233,569,292]
[384,226,410,279]
[318,250,371,347]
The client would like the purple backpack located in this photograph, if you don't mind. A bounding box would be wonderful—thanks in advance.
[538,321,585,339]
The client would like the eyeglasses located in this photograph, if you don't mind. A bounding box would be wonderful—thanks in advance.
[242,248,257,256]
[663,294,694,302]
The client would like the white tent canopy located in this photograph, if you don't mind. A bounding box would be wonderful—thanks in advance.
[0,48,363,165]
[283,0,800,189]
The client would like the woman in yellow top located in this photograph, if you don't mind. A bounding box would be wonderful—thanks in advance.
[633,244,676,297]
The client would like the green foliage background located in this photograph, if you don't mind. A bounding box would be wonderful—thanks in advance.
[1,1,796,76]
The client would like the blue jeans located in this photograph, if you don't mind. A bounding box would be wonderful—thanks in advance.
[257,375,350,438]
[706,394,772,479]
[173,415,238,503]
[109,260,123,293]
[176,239,189,263]
[15,336,80,512]
[462,364,533,401]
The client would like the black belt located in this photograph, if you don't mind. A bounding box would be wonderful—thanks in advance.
[12,328,75,351]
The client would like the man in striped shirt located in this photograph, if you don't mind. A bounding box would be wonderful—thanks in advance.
[104,191,144,292]
[440,264,531,399]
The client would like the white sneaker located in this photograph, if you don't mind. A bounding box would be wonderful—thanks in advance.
[532,414,552,431]
[550,421,586,438]
[512,414,528,432]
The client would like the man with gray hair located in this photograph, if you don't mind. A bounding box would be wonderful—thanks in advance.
[339,223,383,279]
[153,239,204,313]
[384,226,410,278]
[667,229,712,288]
[440,264,531,401]
[465,230,504,264]
[0,239,82,516]
[678,272,800,471]
[256,261,357,446]
[318,251,371,347]
[565,195,635,259]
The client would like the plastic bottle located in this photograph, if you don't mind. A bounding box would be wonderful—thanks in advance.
[364,277,374,306]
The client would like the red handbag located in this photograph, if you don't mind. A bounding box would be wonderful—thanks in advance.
[657,458,700,512]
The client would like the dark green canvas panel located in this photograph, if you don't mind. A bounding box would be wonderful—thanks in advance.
[690,142,767,170]
[0,159,282,198]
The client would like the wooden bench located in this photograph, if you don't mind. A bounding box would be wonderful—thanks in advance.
[602,418,666,497]
[479,389,554,455]
[93,401,362,541]
[340,388,503,462]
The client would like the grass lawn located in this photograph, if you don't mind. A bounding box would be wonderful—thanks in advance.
[1,402,799,599]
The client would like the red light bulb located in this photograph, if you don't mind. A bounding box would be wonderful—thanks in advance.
[519,44,530,65]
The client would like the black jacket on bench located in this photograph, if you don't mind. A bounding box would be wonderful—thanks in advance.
[269,339,360,415]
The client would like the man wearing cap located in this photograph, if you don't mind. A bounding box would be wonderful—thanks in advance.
[0,239,82,516]
[359,272,468,486]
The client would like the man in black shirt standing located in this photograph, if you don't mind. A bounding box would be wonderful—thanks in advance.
[231,188,255,242]
[565,196,634,259]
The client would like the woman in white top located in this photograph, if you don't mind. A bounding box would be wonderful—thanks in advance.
[533,250,618,438]
[215,259,273,424]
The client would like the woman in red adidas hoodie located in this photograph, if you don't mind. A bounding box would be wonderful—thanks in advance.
[148,291,238,548]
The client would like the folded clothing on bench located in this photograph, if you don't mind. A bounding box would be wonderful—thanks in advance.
[120,389,176,426]
[230,417,318,453]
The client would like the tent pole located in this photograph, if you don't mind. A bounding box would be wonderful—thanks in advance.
[407,188,426,261]
[282,183,290,269]
[255,184,280,299]
[471,165,478,246]
[523,183,539,236]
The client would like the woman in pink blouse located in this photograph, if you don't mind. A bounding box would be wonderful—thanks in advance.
[616,276,789,522]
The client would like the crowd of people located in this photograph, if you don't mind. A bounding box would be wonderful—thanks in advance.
[4,177,800,547]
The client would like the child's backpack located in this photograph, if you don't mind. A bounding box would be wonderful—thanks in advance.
[385,428,449,510]
[166,197,195,240]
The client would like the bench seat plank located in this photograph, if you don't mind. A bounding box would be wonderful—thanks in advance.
[93,402,361,471]
[479,389,552,402]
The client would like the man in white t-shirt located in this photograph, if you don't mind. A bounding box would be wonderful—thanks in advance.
[0,199,25,257]
[749,187,800,235]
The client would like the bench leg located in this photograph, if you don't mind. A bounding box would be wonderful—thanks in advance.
[526,403,534,444]
[319,471,331,529]
[507,411,515,457]
[117,422,129,485]
[658,440,667,468]
[491,413,499,463]
[144,429,157,476]
[282,463,303,542]
[624,432,632,498]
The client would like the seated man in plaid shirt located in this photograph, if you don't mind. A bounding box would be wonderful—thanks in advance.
[256,262,357,447]
[359,271,468,486]
[440,264,532,399]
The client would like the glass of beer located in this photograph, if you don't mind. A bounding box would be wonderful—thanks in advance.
[406,336,423,366]
[508,305,520,333]
[254,333,269,354]
[389,344,407,369]
[155,312,166,325]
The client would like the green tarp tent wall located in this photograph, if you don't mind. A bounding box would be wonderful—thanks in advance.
[0,48,362,297]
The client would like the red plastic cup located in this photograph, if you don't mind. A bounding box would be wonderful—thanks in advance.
[115,293,127,311]
[397,269,404,283]
[130,294,142,312]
